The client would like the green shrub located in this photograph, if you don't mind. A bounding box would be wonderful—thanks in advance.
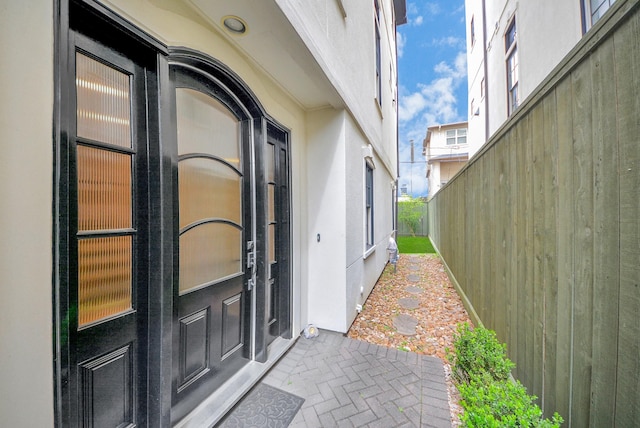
[448,323,514,384]
[447,323,563,428]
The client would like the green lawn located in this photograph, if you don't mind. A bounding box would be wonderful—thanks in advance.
[396,236,436,254]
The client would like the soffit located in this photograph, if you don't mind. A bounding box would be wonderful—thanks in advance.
[185,0,343,110]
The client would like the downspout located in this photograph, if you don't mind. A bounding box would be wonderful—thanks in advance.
[481,0,490,144]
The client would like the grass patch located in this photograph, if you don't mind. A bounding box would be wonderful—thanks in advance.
[396,236,436,254]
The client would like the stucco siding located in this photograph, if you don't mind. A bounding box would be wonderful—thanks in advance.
[0,1,55,426]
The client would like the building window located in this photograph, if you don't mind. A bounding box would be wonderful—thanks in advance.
[470,16,476,47]
[374,0,382,107]
[366,162,374,248]
[584,0,616,29]
[480,77,485,99]
[446,128,467,145]
[505,17,519,116]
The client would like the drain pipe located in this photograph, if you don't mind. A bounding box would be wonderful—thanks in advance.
[481,0,490,144]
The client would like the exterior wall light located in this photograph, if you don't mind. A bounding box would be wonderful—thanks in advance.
[222,16,247,34]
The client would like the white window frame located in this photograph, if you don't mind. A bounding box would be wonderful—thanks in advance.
[446,129,467,146]
[365,159,375,254]
[583,0,616,30]
[374,0,382,107]
[505,17,519,116]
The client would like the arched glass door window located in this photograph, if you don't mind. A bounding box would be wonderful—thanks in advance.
[175,88,243,293]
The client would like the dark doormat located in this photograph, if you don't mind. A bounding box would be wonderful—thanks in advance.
[217,383,305,428]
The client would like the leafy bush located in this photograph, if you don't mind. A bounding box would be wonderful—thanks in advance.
[398,196,425,236]
[447,323,563,428]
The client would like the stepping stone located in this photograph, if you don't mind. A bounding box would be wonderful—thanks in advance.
[393,314,419,336]
[408,264,420,271]
[407,274,420,282]
[405,285,423,294]
[398,297,420,310]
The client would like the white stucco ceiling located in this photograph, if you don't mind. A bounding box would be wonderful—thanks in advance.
[185,0,343,110]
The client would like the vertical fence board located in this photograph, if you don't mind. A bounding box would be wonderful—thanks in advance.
[467,165,479,311]
[483,153,494,327]
[570,55,595,428]
[493,137,508,343]
[614,10,640,426]
[531,102,546,401]
[589,36,620,426]
[515,116,533,386]
[555,77,575,423]
[542,92,559,417]
[507,129,519,362]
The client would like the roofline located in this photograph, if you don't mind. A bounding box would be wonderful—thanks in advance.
[426,120,468,132]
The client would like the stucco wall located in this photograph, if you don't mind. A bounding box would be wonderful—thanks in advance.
[276,0,399,178]
[0,1,55,426]
[305,108,347,331]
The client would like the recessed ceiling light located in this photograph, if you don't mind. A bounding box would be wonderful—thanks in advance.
[222,16,247,34]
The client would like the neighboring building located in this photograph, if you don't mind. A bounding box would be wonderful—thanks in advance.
[465,0,616,155]
[423,122,469,198]
[0,0,406,426]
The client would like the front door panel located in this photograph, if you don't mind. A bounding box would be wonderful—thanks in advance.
[171,83,251,422]
[64,32,150,427]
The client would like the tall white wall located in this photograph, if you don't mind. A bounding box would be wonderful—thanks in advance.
[344,113,395,330]
[306,108,347,331]
[276,0,399,178]
[0,1,55,426]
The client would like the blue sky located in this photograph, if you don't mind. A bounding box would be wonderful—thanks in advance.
[397,1,468,197]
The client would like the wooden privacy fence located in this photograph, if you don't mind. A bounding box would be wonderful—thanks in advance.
[427,1,639,426]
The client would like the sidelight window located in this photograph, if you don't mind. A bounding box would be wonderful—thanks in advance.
[76,52,134,327]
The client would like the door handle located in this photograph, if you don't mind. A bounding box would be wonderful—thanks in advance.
[247,241,256,290]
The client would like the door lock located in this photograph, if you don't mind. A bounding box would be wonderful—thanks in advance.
[246,241,256,291]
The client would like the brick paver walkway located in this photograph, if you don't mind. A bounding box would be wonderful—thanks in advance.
[261,329,452,427]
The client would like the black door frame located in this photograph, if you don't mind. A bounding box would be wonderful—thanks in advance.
[54,1,172,426]
[54,1,292,426]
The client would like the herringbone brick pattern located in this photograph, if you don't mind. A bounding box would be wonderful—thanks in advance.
[262,330,452,427]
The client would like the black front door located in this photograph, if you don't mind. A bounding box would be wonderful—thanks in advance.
[59,31,152,427]
[265,125,292,346]
[170,71,253,422]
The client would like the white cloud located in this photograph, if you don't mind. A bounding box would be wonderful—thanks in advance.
[397,32,405,58]
[413,15,424,26]
[407,3,419,16]
[398,91,427,123]
[398,51,467,125]
[425,2,441,16]
[432,36,464,49]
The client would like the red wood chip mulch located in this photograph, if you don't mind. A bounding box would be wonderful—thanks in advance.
[347,253,473,426]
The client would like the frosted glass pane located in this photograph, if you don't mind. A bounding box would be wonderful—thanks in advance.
[78,236,132,327]
[179,223,242,293]
[176,88,240,169]
[268,184,275,223]
[179,158,242,228]
[78,145,132,231]
[76,52,131,147]
[266,144,275,182]
[268,224,276,263]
